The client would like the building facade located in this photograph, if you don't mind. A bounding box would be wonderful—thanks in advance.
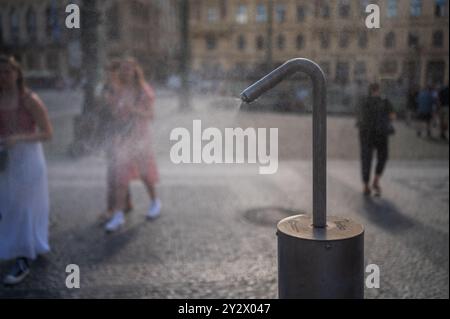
[0,0,180,86]
[0,0,81,86]
[100,0,180,80]
[189,0,449,88]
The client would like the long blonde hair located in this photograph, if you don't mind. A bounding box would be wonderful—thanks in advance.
[119,57,147,92]
[0,55,26,95]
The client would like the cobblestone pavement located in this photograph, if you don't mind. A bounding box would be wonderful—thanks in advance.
[0,91,448,298]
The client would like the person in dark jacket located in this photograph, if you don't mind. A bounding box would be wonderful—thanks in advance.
[405,85,418,126]
[357,83,396,197]
[438,85,448,140]
[416,86,436,138]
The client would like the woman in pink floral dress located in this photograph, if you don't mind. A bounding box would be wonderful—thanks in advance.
[104,58,160,232]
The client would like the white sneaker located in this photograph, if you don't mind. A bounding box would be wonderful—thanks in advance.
[3,258,30,286]
[105,211,125,233]
[146,199,161,220]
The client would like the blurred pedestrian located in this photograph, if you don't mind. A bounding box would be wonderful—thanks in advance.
[0,55,53,285]
[294,87,309,112]
[357,83,396,197]
[405,85,419,126]
[97,60,133,223]
[104,58,161,233]
[416,86,436,138]
[438,84,449,141]
[167,74,181,91]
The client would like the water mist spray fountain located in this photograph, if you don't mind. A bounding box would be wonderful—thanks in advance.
[241,58,365,299]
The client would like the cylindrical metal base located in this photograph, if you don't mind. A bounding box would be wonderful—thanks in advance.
[277,215,364,299]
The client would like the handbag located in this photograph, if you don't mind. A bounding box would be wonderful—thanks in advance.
[384,98,396,136]
[387,122,396,135]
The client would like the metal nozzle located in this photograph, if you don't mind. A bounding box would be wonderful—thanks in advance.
[240,58,328,228]
[240,58,326,103]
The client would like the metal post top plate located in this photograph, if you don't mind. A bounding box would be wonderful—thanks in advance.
[277,215,364,241]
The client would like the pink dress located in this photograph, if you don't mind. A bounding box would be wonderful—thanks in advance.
[111,84,159,187]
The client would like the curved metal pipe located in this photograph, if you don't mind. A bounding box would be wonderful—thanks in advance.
[240,58,327,228]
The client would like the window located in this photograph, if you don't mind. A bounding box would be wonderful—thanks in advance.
[207,7,219,22]
[354,61,367,81]
[277,34,285,50]
[358,32,368,49]
[46,5,61,41]
[319,62,331,77]
[9,8,20,43]
[237,34,246,51]
[359,0,370,16]
[206,35,217,50]
[435,0,448,17]
[296,34,305,50]
[219,0,227,19]
[297,5,306,22]
[316,1,331,18]
[26,52,39,70]
[426,60,446,85]
[130,1,150,21]
[46,52,60,72]
[384,32,396,49]
[411,0,422,17]
[236,5,248,24]
[404,61,420,86]
[319,32,330,49]
[26,7,37,41]
[408,33,419,48]
[106,3,120,40]
[433,30,444,47]
[338,0,351,18]
[381,60,398,75]
[233,62,248,77]
[323,4,331,18]
[256,35,265,50]
[275,4,287,23]
[387,0,398,17]
[339,31,350,48]
[336,62,350,84]
[192,2,202,21]
[256,4,267,22]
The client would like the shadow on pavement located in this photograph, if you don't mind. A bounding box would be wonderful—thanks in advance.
[55,221,145,267]
[423,136,449,146]
[360,197,416,233]
[360,195,449,271]
[242,206,305,228]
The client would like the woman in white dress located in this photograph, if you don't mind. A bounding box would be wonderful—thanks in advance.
[0,56,53,285]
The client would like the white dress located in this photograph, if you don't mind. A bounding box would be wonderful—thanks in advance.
[0,141,50,260]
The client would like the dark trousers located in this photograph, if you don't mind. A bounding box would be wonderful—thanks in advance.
[359,131,389,184]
